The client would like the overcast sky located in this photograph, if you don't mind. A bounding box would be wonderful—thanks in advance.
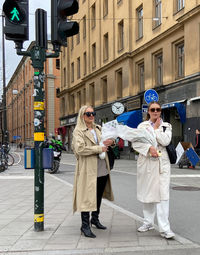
[0,0,51,98]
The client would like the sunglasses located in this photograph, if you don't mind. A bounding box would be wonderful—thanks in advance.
[84,112,96,117]
[149,108,161,112]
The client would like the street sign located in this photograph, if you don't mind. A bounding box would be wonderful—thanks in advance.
[142,104,148,113]
[144,89,159,104]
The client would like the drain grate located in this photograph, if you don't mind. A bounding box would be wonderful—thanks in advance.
[172,186,200,191]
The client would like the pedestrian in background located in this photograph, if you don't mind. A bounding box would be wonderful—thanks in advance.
[132,101,175,239]
[194,129,200,155]
[72,105,114,238]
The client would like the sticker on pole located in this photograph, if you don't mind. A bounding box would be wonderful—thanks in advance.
[144,89,159,104]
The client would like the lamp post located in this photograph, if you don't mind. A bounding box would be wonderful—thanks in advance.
[1,11,7,143]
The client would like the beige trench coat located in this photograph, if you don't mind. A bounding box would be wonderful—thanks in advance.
[72,124,114,213]
[132,121,172,203]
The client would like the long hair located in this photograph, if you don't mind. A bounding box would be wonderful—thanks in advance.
[146,101,161,120]
[75,105,94,130]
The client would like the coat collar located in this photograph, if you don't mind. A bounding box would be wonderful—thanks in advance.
[83,124,101,145]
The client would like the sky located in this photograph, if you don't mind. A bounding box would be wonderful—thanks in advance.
[0,0,51,98]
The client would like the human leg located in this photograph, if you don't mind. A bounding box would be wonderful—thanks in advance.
[81,212,96,238]
[157,200,175,239]
[91,175,108,229]
[138,203,156,232]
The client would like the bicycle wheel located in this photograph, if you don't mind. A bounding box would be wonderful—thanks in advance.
[10,152,21,165]
[7,154,15,166]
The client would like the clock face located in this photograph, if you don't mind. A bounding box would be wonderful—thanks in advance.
[111,102,125,115]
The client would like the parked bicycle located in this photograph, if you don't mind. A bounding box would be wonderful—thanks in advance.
[0,144,14,172]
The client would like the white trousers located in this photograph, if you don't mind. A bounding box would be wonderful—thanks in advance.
[143,200,171,233]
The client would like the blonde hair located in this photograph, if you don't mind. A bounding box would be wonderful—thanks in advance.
[75,105,94,129]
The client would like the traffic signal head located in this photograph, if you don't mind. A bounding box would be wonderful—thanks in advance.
[3,0,29,43]
[51,0,79,48]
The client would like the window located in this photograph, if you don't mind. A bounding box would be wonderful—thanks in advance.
[71,36,74,50]
[77,91,81,109]
[89,83,95,106]
[83,52,87,75]
[77,32,80,45]
[118,20,124,51]
[56,59,60,70]
[83,88,86,105]
[92,43,96,68]
[63,67,66,87]
[91,3,96,29]
[70,94,75,113]
[153,0,162,28]
[101,76,107,103]
[103,0,108,17]
[61,97,65,117]
[176,43,184,78]
[83,16,86,38]
[176,0,185,12]
[137,6,143,39]
[103,33,109,61]
[138,62,145,91]
[155,53,163,85]
[116,69,123,99]
[71,62,74,82]
[77,57,80,79]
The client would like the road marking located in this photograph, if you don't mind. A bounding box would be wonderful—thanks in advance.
[60,163,200,178]
[0,176,33,179]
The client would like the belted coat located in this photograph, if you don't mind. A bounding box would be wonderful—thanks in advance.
[132,121,172,203]
[72,123,114,213]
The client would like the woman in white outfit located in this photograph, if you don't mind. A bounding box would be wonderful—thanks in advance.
[132,102,175,239]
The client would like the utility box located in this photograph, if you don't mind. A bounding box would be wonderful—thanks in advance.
[42,148,53,169]
[24,148,35,169]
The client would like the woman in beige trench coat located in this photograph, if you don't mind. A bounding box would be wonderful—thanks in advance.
[72,105,114,238]
[132,102,175,239]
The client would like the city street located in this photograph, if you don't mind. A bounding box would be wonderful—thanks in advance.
[59,153,200,245]
[0,152,200,254]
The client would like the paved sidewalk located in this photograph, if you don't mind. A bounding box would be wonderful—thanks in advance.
[0,159,199,254]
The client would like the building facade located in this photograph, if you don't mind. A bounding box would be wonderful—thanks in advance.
[6,42,61,147]
[58,0,200,152]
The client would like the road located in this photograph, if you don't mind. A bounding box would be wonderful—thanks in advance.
[55,153,200,245]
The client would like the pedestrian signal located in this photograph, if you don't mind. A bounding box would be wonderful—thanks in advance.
[3,0,29,44]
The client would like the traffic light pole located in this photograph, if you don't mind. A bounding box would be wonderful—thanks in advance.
[17,46,59,231]
[16,9,59,231]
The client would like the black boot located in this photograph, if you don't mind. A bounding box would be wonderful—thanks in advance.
[81,212,96,238]
[91,211,107,230]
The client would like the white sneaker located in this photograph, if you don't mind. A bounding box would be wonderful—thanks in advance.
[160,230,175,239]
[137,224,154,232]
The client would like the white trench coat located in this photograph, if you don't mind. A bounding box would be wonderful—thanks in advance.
[132,121,172,203]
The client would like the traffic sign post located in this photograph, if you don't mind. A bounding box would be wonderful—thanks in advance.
[3,0,80,232]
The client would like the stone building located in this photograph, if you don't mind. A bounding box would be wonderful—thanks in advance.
[6,41,61,147]
[58,0,200,152]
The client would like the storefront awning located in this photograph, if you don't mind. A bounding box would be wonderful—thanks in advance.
[161,102,186,124]
[116,110,143,128]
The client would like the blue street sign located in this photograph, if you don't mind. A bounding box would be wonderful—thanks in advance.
[13,135,21,140]
[144,89,159,104]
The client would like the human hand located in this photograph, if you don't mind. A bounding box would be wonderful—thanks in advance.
[103,139,114,147]
[154,117,161,129]
[102,146,108,152]
[149,146,159,157]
